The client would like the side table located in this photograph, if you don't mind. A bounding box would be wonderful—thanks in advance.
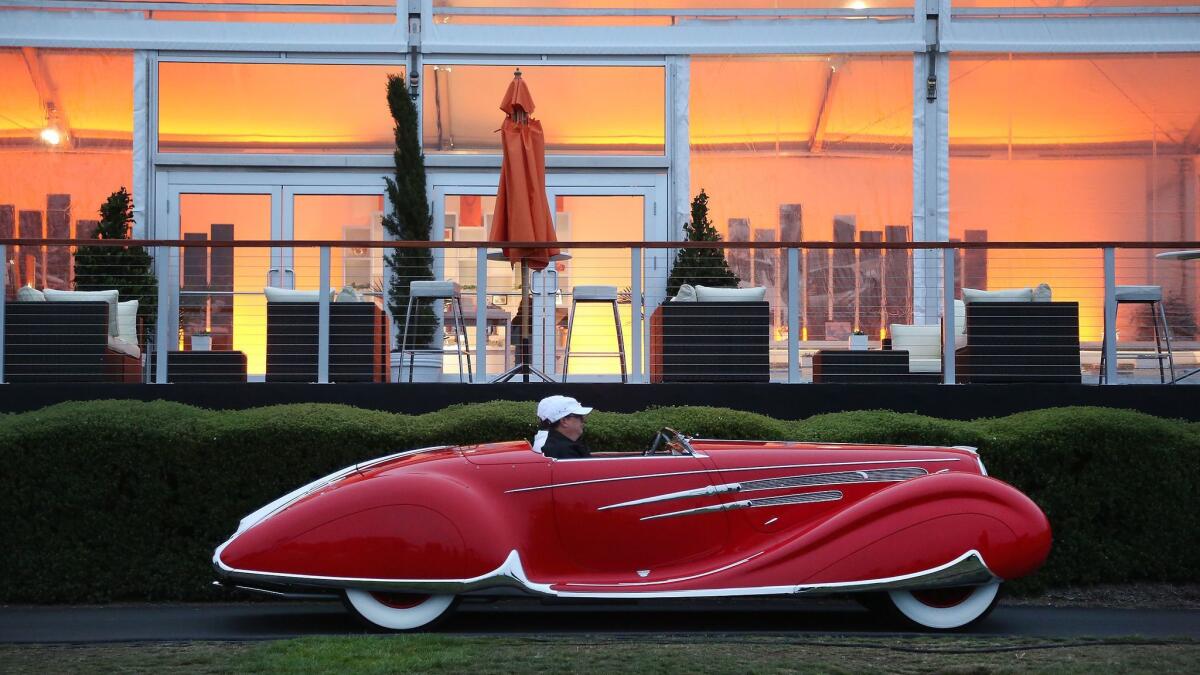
[152,350,248,383]
[812,349,934,384]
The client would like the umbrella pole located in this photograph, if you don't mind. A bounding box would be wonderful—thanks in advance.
[490,255,556,383]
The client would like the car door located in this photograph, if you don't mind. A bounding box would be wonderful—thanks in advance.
[550,454,730,575]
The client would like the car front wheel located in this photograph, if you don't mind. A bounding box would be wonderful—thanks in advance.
[342,590,459,631]
[885,581,1001,630]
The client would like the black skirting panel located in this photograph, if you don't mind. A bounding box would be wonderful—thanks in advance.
[0,382,1196,421]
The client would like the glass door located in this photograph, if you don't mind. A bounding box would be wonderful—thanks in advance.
[167,184,281,377]
[431,172,667,381]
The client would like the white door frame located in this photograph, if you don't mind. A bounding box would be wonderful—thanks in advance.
[429,170,668,381]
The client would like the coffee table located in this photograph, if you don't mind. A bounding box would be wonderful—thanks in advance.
[152,350,248,383]
[811,349,938,384]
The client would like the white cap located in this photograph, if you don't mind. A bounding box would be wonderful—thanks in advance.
[537,395,593,424]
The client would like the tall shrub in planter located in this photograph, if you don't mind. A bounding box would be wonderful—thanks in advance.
[666,189,741,297]
[383,74,436,350]
[73,187,157,332]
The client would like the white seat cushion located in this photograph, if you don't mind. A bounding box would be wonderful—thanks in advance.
[264,287,335,302]
[573,285,617,301]
[117,299,139,345]
[962,287,1034,303]
[107,336,141,359]
[44,288,120,337]
[890,323,942,370]
[409,280,460,299]
[16,285,44,301]
[1115,285,1162,302]
[694,285,767,302]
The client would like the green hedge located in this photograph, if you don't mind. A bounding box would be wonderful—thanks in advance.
[1,401,1196,603]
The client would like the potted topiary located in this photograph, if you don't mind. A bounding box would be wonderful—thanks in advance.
[665,189,741,297]
[73,187,157,343]
[381,73,441,382]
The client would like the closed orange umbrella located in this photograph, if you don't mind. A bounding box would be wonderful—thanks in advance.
[490,70,559,270]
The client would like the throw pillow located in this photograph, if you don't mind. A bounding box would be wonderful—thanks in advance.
[1033,283,1053,302]
[117,299,139,344]
[694,285,767,302]
[962,287,1034,303]
[16,285,45,301]
[336,285,362,303]
[43,288,120,336]
[672,283,697,302]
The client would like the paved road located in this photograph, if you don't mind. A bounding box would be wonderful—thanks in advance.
[3,599,1198,643]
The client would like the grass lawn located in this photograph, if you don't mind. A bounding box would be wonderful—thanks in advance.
[3,635,1198,674]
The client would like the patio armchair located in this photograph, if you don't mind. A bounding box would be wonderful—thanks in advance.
[4,292,143,383]
[264,288,389,383]
[649,284,771,383]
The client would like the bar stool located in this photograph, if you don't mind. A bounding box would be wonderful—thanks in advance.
[401,280,473,382]
[562,285,626,383]
[1099,285,1175,384]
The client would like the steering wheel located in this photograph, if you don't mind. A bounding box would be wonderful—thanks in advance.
[644,427,688,456]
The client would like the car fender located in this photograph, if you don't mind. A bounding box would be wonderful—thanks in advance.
[782,472,1051,585]
[217,471,515,584]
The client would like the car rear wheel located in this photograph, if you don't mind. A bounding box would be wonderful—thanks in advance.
[343,590,458,631]
[885,581,1001,630]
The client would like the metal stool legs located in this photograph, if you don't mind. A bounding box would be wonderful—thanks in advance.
[562,296,627,383]
[400,294,474,383]
[1100,296,1176,384]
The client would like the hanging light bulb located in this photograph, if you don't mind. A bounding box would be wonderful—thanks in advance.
[41,103,63,146]
[40,126,61,145]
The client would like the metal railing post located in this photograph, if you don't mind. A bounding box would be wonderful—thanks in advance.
[942,246,956,384]
[318,246,330,384]
[631,247,643,383]
[0,244,6,384]
[1103,247,1117,385]
[155,245,170,384]
[787,247,800,383]
[474,246,487,383]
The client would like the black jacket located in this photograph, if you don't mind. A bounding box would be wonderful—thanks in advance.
[541,429,591,460]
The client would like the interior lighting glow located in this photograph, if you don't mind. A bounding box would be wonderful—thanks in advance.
[848,1,867,9]
[40,127,62,145]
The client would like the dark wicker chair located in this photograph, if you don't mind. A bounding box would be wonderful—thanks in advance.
[265,302,388,383]
[3,301,140,383]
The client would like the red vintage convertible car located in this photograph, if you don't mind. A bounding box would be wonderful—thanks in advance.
[214,429,1051,631]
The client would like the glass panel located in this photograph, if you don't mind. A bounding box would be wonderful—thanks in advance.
[158,62,402,154]
[433,1,913,24]
[422,65,665,154]
[690,55,913,366]
[440,194,513,378]
[292,194,387,297]
[949,54,1200,345]
[556,195,642,378]
[179,193,272,376]
[0,48,132,295]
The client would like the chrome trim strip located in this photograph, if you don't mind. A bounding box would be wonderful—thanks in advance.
[215,546,555,596]
[506,458,960,494]
[563,551,766,587]
[640,490,842,521]
[215,539,997,600]
[599,467,927,511]
[554,550,998,599]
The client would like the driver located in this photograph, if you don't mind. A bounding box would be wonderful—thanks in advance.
[532,395,593,459]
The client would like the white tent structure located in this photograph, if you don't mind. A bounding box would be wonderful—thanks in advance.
[1,1,1198,374]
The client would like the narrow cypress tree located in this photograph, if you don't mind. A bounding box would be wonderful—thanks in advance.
[73,187,157,334]
[666,189,741,297]
[382,74,436,350]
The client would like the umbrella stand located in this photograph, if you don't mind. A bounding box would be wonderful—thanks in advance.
[491,256,555,383]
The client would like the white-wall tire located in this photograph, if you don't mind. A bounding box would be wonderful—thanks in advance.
[343,590,458,631]
[886,581,1001,630]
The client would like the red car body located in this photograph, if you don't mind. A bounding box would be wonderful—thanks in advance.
[214,435,1051,630]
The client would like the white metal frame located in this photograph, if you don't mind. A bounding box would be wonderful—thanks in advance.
[429,171,667,382]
